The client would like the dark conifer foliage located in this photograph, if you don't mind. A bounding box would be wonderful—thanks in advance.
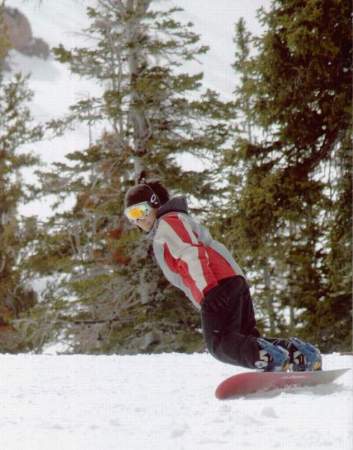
[218,0,351,350]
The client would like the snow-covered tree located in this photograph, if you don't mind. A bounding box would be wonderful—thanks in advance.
[0,29,43,351]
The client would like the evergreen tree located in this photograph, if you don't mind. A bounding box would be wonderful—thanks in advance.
[219,0,351,349]
[0,44,43,351]
[31,0,236,354]
[318,130,351,351]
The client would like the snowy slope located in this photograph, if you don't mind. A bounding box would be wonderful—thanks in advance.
[0,353,352,450]
[7,0,269,218]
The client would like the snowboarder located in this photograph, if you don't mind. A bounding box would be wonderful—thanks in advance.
[124,177,322,372]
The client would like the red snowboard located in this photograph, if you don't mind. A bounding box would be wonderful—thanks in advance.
[215,368,349,399]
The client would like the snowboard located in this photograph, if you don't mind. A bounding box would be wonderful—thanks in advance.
[215,368,349,399]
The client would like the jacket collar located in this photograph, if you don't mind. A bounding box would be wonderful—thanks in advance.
[156,196,188,219]
[147,196,188,239]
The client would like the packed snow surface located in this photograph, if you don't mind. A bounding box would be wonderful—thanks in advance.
[0,353,352,450]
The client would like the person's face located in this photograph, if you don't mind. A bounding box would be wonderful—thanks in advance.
[135,208,157,232]
[124,202,157,232]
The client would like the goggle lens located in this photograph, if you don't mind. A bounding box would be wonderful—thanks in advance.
[125,202,151,221]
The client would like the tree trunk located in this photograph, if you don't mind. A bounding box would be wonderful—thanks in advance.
[263,261,276,335]
[126,0,151,179]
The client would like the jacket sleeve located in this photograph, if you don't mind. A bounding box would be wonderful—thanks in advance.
[156,213,219,299]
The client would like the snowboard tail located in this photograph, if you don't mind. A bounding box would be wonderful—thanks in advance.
[215,368,349,399]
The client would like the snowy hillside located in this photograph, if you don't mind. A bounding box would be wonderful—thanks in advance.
[1,352,352,450]
[7,0,269,219]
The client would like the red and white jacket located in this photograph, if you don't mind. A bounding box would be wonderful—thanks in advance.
[150,197,244,310]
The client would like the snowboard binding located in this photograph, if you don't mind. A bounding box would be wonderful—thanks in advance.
[287,337,322,371]
[260,337,322,372]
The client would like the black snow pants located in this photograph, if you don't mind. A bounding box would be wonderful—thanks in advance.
[201,275,260,369]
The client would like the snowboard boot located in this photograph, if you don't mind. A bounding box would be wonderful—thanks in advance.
[255,338,290,372]
[267,337,322,371]
[287,337,322,371]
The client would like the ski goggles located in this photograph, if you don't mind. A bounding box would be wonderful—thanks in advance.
[124,202,153,222]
